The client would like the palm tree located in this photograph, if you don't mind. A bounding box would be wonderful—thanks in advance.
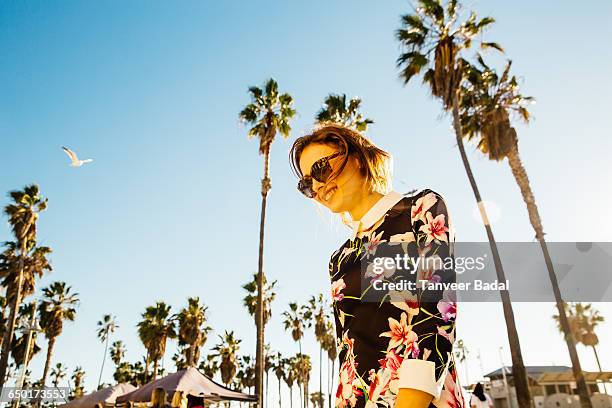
[264,344,274,407]
[137,302,176,380]
[96,314,118,388]
[71,366,85,399]
[0,185,48,388]
[306,295,327,406]
[242,273,277,328]
[212,330,241,387]
[460,58,593,408]
[110,340,126,367]
[11,302,41,369]
[285,357,298,408]
[315,94,374,132]
[50,362,67,388]
[0,242,52,311]
[295,354,312,408]
[236,355,256,393]
[272,352,286,408]
[282,303,311,354]
[175,297,211,367]
[239,77,296,407]
[321,322,337,408]
[310,392,325,408]
[554,303,605,372]
[199,354,220,379]
[396,2,532,407]
[38,281,79,387]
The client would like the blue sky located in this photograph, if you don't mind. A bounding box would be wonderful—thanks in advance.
[1,0,611,402]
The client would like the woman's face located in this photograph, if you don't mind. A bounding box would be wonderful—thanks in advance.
[299,142,366,213]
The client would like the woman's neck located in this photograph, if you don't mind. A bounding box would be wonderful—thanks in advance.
[348,190,384,221]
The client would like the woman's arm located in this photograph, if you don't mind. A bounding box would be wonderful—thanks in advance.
[395,388,434,408]
[394,191,456,408]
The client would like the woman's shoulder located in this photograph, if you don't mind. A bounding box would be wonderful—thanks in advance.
[387,188,447,219]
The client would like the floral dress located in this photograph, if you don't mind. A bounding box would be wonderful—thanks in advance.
[329,189,463,408]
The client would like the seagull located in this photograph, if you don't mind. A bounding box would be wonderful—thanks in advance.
[62,146,93,167]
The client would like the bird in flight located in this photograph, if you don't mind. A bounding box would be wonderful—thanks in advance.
[62,146,93,167]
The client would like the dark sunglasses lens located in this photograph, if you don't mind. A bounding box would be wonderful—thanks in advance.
[312,160,333,183]
[298,178,315,198]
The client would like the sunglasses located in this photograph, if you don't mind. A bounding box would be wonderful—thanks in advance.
[297,151,345,198]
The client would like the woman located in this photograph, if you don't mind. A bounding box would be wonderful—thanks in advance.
[470,383,493,408]
[151,387,169,408]
[290,124,462,408]
[170,391,187,408]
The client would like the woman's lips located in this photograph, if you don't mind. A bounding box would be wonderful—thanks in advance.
[323,186,337,202]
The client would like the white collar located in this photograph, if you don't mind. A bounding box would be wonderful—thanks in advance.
[349,190,403,239]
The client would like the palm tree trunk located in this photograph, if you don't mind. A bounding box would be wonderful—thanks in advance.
[41,336,56,387]
[451,92,532,408]
[290,386,293,408]
[98,332,109,388]
[265,371,269,408]
[506,147,592,408]
[153,359,159,380]
[327,358,331,408]
[0,243,27,388]
[591,346,602,373]
[255,147,271,408]
[278,377,282,408]
[319,347,322,408]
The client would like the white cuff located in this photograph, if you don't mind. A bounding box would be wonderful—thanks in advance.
[398,359,448,401]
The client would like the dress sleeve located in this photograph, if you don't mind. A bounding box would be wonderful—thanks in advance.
[397,191,456,400]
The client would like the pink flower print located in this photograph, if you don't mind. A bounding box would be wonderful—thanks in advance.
[411,192,438,224]
[420,212,449,244]
[380,312,418,352]
[437,290,457,323]
[331,278,347,302]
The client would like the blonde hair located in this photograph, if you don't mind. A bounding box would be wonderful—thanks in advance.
[170,391,186,408]
[151,387,167,408]
[290,123,392,195]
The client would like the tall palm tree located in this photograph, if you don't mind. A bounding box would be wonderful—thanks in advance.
[460,58,593,408]
[0,242,52,310]
[306,294,327,406]
[137,302,176,380]
[553,303,605,372]
[321,322,337,408]
[242,273,277,328]
[295,354,312,408]
[239,78,296,408]
[110,340,126,367]
[285,357,298,408]
[38,281,79,387]
[396,2,532,406]
[96,314,118,388]
[315,94,374,132]
[11,302,41,368]
[50,362,67,388]
[236,355,256,393]
[212,330,241,387]
[272,352,286,408]
[282,303,310,354]
[71,366,85,399]
[310,392,325,408]
[0,185,48,388]
[175,297,211,367]
[199,354,220,379]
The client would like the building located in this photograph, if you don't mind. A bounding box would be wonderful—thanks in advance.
[483,366,612,408]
